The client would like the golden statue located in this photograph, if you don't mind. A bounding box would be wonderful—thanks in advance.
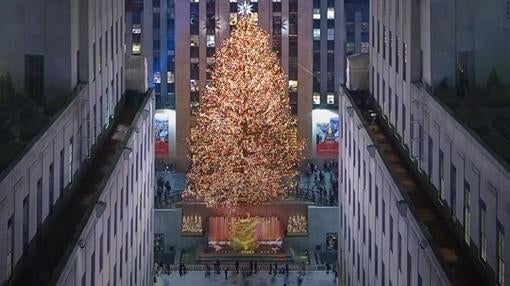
[229,214,264,252]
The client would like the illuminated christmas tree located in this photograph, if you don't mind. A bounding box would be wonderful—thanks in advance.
[186,16,304,208]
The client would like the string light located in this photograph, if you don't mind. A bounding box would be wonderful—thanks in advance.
[185,17,304,209]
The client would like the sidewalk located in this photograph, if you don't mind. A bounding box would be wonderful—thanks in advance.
[154,271,337,286]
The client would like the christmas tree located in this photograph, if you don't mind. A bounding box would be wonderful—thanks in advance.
[186,16,304,208]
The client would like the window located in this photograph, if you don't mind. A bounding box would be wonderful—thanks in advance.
[114,201,118,236]
[313,93,320,105]
[91,252,95,286]
[6,216,14,279]
[153,72,161,84]
[190,79,199,92]
[368,229,372,258]
[382,199,386,233]
[497,221,505,286]
[403,42,408,81]
[23,196,29,252]
[25,55,44,100]
[313,8,320,19]
[190,35,199,47]
[389,215,394,251]
[327,93,335,104]
[167,71,174,84]
[37,178,42,226]
[439,149,445,199]
[288,80,298,92]
[402,104,406,134]
[407,252,412,285]
[427,136,433,178]
[506,0,510,20]
[206,35,215,47]
[327,28,335,41]
[398,233,402,271]
[107,217,111,253]
[99,234,103,271]
[68,137,73,184]
[375,186,379,218]
[480,200,487,261]
[450,164,457,216]
[464,181,471,244]
[313,29,320,41]
[327,7,335,19]
[230,12,238,25]
[375,244,379,276]
[119,247,123,277]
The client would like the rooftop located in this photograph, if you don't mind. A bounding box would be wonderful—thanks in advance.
[425,76,510,170]
[10,92,151,285]
[0,74,73,177]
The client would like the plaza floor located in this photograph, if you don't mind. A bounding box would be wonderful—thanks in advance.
[155,271,338,286]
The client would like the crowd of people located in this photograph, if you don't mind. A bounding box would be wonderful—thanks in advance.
[154,260,338,285]
[154,160,339,207]
[288,160,339,206]
[154,167,183,208]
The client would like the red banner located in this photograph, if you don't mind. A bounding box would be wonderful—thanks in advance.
[317,141,339,156]
[155,140,169,157]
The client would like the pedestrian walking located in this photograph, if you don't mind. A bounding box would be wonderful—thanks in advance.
[269,263,273,274]
[224,267,228,280]
[254,261,258,273]
[235,260,239,274]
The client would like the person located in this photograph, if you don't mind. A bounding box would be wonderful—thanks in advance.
[235,260,239,274]
[178,263,183,276]
[285,263,289,275]
[254,261,258,273]
[224,267,228,280]
[269,262,273,274]
[274,263,278,276]
[249,261,253,273]
[206,264,211,276]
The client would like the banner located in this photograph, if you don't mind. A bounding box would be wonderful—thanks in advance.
[155,113,169,157]
[313,110,340,156]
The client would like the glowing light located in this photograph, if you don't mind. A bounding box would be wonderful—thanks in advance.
[185,17,304,209]
[238,1,253,16]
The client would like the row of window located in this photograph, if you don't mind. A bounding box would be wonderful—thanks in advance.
[5,137,74,280]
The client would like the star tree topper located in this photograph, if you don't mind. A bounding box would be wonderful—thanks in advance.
[238,1,253,16]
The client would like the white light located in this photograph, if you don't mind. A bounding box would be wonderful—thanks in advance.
[238,1,253,16]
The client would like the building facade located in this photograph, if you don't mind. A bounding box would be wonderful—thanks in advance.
[344,0,369,56]
[126,0,346,169]
[338,0,510,285]
[0,0,154,285]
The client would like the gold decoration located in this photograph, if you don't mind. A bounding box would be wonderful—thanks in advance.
[229,214,265,252]
[182,214,203,234]
[287,214,307,234]
[186,16,304,209]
